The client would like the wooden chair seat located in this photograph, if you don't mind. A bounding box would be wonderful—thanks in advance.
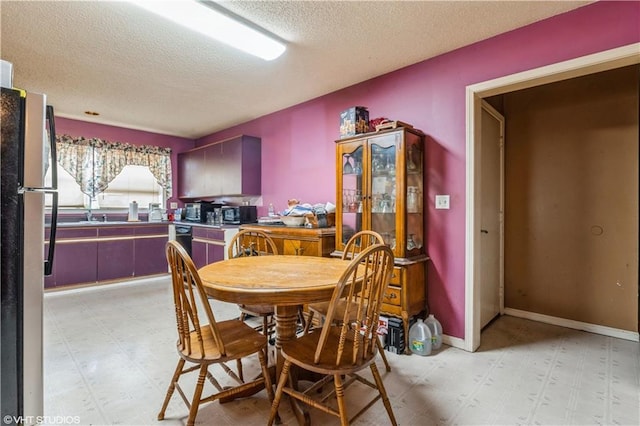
[281,328,377,375]
[181,319,266,363]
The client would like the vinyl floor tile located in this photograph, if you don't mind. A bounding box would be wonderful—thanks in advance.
[44,277,640,426]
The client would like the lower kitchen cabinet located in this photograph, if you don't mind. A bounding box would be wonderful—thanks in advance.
[191,226,237,269]
[46,223,169,288]
[134,225,169,276]
[52,240,98,289]
[97,227,135,281]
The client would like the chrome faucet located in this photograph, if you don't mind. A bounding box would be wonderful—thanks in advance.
[103,214,107,222]
[85,209,93,222]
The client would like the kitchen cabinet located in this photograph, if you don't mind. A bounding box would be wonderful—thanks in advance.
[191,226,239,269]
[45,223,169,288]
[133,225,169,276]
[48,227,98,289]
[97,227,135,281]
[335,126,428,353]
[239,224,336,257]
[178,135,261,199]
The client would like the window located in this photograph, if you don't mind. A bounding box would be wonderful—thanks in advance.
[45,164,164,209]
[49,134,172,210]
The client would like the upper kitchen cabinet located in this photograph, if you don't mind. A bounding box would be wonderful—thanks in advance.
[178,135,261,199]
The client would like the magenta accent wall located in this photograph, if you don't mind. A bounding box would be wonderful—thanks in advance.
[195,1,640,339]
[55,117,194,208]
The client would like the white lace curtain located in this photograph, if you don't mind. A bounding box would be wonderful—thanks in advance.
[56,134,173,198]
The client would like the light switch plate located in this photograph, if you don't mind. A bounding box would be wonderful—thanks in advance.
[170,202,178,209]
[435,195,450,209]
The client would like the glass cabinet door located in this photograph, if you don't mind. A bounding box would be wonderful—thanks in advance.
[404,131,424,257]
[338,143,364,247]
[368,133,398,254]
[336,127,424,259]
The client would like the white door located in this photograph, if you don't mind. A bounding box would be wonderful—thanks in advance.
[479,101,504,329]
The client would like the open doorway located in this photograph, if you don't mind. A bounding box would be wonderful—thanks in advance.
[465,43,640,352]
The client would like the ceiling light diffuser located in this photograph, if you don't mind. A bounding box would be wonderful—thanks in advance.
[129,0,286,61]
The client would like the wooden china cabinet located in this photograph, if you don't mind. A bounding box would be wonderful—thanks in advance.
[335,125,428,353]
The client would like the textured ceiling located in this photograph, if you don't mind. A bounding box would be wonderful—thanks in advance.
[1,1,591,139]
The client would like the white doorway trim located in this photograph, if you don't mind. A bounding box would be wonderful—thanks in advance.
[464,43,640,352]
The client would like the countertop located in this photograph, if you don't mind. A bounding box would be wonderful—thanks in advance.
[171,221,239,230]
[54,220,172,228]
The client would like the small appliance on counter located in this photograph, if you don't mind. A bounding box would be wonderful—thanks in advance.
[222,205,257,224]
[184,201,220,223]
[148,205,164,222]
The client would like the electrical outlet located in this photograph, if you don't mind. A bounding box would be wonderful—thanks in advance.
[170,202,178,209]
[435,195,450,209]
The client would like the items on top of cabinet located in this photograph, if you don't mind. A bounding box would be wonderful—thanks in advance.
[339,106,369,138]
[373,119,415,131]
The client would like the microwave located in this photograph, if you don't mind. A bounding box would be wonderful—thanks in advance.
[184,202,219,223]
[222,205,257,224]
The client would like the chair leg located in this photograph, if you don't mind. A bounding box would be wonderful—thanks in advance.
[303,311,314,335]
[186,364,209,426]
[370,362,397,426]
[236,359,244,382]
[158,358,185,420]
[376,336,391,372]
[333,373,349,426]
[267,360,291,426]
[258,349,275,403]
[262,315,270,365]
[297,305,306,330]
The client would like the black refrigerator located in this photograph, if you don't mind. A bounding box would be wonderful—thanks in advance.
[1,60,58,422]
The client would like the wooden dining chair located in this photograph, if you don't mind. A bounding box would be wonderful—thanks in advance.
[268,244,397,426]
[227,229,278,373]
[158,241,274,426]
[303,230,391,371]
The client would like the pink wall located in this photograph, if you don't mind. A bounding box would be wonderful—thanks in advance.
[55,117,194,208]
[196,1,640,339]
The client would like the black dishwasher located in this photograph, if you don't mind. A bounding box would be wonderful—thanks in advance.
[174,225,192,256]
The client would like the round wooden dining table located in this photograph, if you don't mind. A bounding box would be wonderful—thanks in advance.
[198,255,353,425]
[199,255,352,349]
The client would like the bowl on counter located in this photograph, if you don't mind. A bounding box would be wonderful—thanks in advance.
[280,215,306,227]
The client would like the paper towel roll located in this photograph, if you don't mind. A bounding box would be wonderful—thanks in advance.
[128,201,139,221]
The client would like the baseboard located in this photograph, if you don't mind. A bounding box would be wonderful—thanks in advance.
[45,274,170,295]
[504,308,639,342]
[441,334,466,350]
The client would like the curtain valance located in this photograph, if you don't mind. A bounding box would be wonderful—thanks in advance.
[56,134,172,198]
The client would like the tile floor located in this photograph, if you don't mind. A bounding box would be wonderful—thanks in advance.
[44,276,640,425]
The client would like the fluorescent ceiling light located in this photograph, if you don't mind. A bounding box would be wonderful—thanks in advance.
[129,0,286,61]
